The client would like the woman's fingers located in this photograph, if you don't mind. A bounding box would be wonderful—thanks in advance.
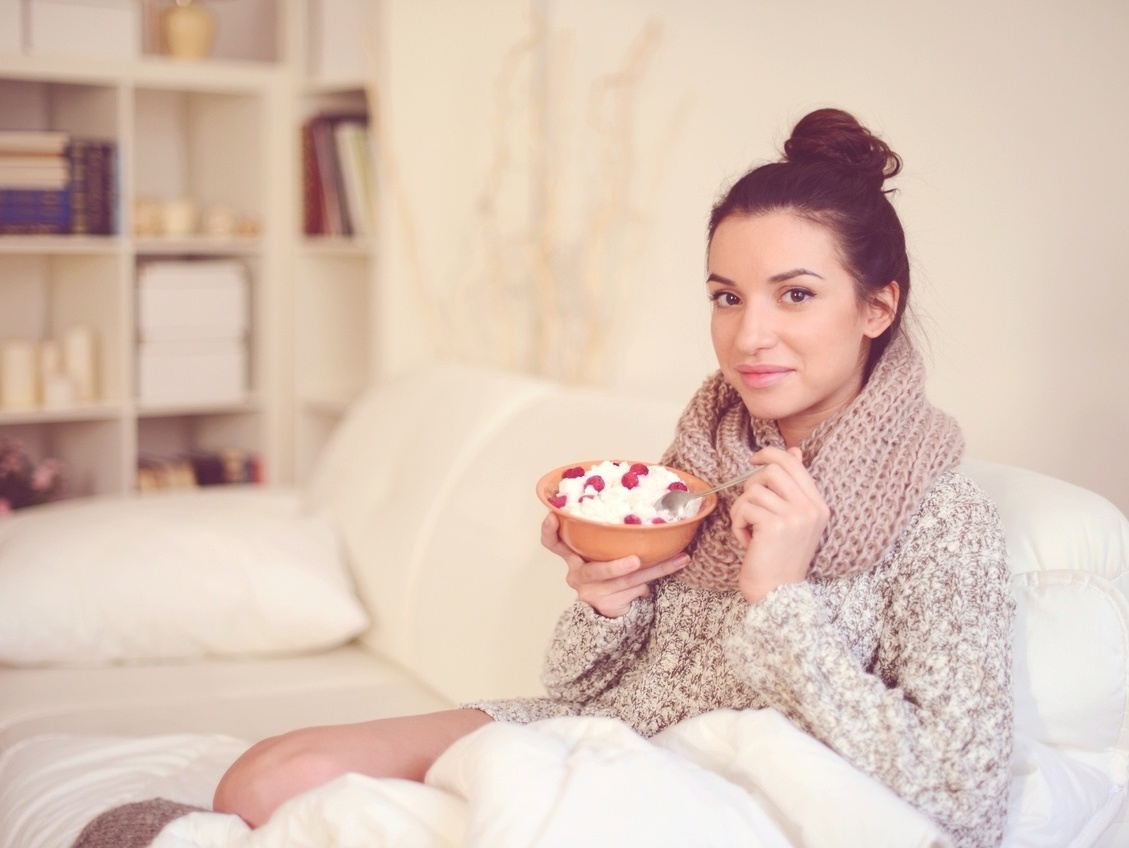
[727,446,830,604]
[542,511,691,617]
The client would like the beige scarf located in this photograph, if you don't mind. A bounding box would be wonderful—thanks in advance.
[662,332,964,591]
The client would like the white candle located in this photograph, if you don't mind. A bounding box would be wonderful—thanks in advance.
[39,340,62,378]
[1,339,38,409]
[63,325,97,403]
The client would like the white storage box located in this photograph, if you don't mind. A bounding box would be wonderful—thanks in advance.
[137,339,246,405]
[0,0,23,54]
[138,259,248,341]
[27,0,141,60]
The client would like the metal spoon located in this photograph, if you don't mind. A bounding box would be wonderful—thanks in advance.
[655,466,764,520]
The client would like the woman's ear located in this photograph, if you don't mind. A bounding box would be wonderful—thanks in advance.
[863,281,900,338]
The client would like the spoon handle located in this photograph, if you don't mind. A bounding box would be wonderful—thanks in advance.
[698,465,763,497]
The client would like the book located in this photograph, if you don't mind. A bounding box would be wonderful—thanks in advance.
[0,160,70,189]
[68,139,117,235]
[0,130,69,156]
[333,120,375,237]
[0,187,72,234]
[301,112,370,237]
[300,121,324,235]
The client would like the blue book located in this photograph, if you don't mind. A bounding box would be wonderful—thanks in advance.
[0,186,72,233]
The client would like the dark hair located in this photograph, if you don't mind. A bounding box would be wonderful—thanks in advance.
[708,108,908,370]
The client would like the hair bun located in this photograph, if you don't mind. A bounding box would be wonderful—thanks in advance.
[782,108,901,187]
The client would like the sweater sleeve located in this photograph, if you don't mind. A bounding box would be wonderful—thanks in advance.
[540,596,656,702]
[723,474,1014,848]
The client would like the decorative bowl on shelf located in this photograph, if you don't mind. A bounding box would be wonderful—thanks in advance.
[535,460,718,566]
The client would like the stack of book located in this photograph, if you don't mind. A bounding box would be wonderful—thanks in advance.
[136,259,249,405]
[0,130,117,235]
[301,112,376,238]
[137,447,263,491]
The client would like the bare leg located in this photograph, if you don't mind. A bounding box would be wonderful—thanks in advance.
[213,708,493,827]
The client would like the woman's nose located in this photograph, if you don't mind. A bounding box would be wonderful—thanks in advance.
[735,302,777,352]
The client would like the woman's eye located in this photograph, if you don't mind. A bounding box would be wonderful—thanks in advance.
[709,290,741,308]
[783,288,814,304]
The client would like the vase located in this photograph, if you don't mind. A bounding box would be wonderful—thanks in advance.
[163,0,215,60]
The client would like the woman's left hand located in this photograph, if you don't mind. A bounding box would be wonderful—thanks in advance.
[730,446,829,605]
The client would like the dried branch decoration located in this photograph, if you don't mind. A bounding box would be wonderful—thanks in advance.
[368,17,686,384]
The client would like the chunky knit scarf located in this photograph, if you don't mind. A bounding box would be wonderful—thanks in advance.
[662,332,964,591]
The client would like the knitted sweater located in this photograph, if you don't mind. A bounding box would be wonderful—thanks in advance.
[467,470,1015,848]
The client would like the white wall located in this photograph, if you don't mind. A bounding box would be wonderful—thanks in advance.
[375,0,1129,515]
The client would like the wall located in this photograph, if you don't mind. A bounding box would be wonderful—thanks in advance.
[375,0,1129,514]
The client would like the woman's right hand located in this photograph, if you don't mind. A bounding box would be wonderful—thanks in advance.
[541,512,691,618]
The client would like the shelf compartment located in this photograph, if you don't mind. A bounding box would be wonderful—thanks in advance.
[1,417,128,499]
[133,87,266,237]
[0,76,120,137]
[294,252,371,407]
[137,408,264,481]
[0,253,128,407]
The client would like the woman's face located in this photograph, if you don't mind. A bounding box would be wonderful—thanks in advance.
[707,211,897,447]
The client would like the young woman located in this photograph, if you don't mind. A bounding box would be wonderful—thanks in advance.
[215,108,1015,848]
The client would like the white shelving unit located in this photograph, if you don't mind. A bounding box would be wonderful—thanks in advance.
[0,52,289,496]
[0,1,384,498]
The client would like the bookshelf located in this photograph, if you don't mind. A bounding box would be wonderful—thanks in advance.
[0,46,288,497]
[0,1,384,499]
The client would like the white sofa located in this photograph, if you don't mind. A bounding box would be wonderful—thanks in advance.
[0,363,1127,847]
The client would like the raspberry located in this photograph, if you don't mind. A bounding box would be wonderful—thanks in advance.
[630,463,650,476]
[548,494,567,509]
[579,494,594,502]
[623,514,642,524]
[650,517,667,524]
[667,481,688,492]
[621,470,640,489]
[585,475,605,492]
[562,466,585,479]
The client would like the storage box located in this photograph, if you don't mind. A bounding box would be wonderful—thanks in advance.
[28,0,141,60]
[0,0,24,54]
[137,339,246,405]
[137,259,248,341]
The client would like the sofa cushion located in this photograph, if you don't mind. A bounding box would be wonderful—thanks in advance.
[961,459,1129,591]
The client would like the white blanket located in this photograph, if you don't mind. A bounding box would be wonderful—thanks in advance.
[2,710,950,848]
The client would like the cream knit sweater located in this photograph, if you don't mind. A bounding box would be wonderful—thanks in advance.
[468,470,1015,848]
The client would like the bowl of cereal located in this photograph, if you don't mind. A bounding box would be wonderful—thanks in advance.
[536,460,718,566]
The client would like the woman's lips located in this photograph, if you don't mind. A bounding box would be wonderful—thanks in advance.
[737,365,792,389]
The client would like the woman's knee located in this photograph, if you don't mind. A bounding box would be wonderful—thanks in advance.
[212,728,350,827]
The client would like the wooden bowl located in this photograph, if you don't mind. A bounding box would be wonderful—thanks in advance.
[536,460,718,566]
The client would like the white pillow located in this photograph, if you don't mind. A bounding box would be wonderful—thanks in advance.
[0,488,370,666]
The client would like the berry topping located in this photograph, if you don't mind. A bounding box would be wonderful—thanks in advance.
[623,514,642,524]
[562,466,585,479]
[630,463,650,476]
[667,481,688,492]
[548,494,567,509]
[585,475,606,492]
[621,470,640,489]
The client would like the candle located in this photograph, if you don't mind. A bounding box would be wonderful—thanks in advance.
[1,339,38,409]
[63,325,97,403]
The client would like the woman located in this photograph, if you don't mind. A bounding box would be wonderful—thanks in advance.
[215,108,1015,848]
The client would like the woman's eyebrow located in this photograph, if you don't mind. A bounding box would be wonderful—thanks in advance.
[707,268,825,286]
[769,268,824,283]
